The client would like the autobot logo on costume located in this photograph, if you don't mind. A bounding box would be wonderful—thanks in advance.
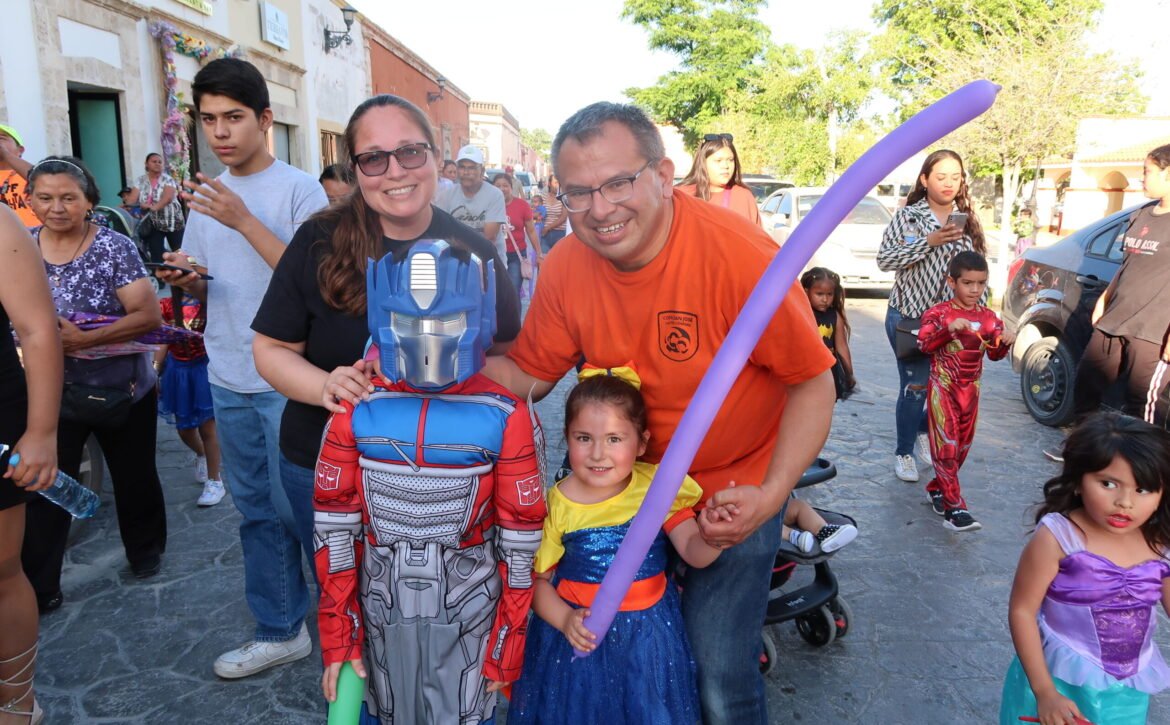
[316,462,342,491]
[515,475,542,507]
[658,310,698,362]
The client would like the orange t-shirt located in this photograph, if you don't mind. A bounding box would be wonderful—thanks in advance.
[675,183,761,226]
[508,189,834,500]
[0,170,39,228]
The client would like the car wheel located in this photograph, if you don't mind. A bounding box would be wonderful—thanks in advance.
[1020,336,1077,427]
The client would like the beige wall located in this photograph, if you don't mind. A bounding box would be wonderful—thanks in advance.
[228,0,306,71]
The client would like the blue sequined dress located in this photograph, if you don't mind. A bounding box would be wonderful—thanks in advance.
[508,463,702,724]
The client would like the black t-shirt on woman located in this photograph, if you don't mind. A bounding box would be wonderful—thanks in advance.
[251,206,522,469]
[1096,204,1170,345]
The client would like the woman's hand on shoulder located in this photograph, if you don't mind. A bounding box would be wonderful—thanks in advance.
[323,358,375,413]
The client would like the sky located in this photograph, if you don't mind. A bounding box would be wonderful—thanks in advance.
[352,0,1168,134]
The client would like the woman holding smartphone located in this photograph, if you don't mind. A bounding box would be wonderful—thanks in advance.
[876,149,985,484]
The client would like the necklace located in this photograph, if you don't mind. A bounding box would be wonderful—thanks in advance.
[47,224,91,288]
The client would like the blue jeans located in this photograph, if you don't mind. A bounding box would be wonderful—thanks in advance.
[506,252,524,297]
[682,512,782,725]
[279,455,321,587]
[210,384,308,641]
[884,306,931,456]
[541,228,565,253]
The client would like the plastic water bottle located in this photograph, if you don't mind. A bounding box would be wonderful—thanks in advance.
[7,451,101,519]
[904,218,919,244]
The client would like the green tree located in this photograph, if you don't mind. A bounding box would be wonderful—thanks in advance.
[621,0,771,146]
[521,128,553,159]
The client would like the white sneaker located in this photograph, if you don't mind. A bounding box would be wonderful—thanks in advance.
[197,479,226,507]
[213,623,312,679]
[916,433,933,467]
[894,455,919,482]
[195,455,208,483]
[787,528,815,553]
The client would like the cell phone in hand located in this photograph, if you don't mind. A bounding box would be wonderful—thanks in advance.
[947,212,968,229]
[144,262,214,280]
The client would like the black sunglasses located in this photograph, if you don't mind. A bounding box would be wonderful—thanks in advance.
[352,143,433,176]
[704,133,734,143]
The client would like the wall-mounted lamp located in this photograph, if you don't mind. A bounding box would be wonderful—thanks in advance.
[323,5,357,53]
[427,76,447,103]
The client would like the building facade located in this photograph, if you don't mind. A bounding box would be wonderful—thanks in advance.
[469,101,520,171]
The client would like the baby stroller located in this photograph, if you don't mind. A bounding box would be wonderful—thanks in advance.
[759,457,856,673]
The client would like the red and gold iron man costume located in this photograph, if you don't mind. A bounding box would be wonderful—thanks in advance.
[917,301,1010,511]
[313,371,546,724]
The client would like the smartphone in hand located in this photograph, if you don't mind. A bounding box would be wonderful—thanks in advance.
[947,212,968,229]
[144,262,214,280]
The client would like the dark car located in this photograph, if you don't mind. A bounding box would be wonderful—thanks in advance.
[1002,203,1147,426]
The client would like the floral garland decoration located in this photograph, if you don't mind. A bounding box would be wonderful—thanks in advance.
[148,21,242,181]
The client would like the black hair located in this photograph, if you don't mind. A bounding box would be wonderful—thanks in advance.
[800,267,850,338]
[678,136,745,201]
[1149,144,1170,171]
[28,156,100,206]
[552,102,664,177]
[1037,412,1170,555]
[906,149,985,255]
[319,163,355,184]
[192,58,270,117]
[442,159,456,171]
[564,374,648,439]
[947,250,988,278]
[145,152,162,164]
[491,173,514,189]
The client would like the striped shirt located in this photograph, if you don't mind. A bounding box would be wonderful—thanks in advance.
[876,198,983,317]
[543,195,566,232]
[135,173,184,233]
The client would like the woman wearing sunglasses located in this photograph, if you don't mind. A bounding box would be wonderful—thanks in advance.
[676,133,760,225]
[250,95,521,523]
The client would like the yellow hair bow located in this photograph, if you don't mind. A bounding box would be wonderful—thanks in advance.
[577,362,642,390]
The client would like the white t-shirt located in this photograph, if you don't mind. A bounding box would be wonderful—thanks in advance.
[436,181,508,258]
[183,159,328,392]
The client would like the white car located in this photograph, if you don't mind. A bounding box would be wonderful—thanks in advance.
[760,187,896,290]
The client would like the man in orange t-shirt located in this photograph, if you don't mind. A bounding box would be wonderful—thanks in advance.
[0,125,38,228]
[484,102,835,724]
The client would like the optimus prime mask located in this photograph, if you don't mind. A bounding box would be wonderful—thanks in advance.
[366,240,497,390]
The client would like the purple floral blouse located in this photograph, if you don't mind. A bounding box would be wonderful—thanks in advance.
[35,225,147,317]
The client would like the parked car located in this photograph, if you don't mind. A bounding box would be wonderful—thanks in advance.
[759,187,896,290]
[1001,203,1143,426]
[743,174,795,206]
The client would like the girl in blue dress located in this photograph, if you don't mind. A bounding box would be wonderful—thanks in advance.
[508,365,723,724]
[1001,412,1170,724]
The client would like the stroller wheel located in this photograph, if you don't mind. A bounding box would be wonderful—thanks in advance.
[758,630,777,675]
[795,605,836,647]
[828,596,853,639]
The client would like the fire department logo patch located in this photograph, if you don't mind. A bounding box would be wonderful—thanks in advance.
[316,462,342,491]
[515,475,543,507]
[658,310,698,362]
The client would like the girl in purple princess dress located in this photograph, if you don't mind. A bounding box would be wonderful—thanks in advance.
[1001,412,1170,725]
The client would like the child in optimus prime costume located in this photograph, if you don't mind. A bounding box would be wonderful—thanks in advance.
[313,241,546,724]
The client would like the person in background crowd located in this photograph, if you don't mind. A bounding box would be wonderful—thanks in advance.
[876,149,985,485]
[0,125,37,228]
[504,164,525,199]
[436,145,507,259]
[0,204,61,725]
[540,178,567,254]
[493,172,536,296]
[441,158,458,182]
[318,164,355,204]
[1070,144,1170,429]
[155,57,328,680]
[118,186,145,220]
[24,156,166,611]
[676,133,760,225]
[484,101,835,724]
[130,153,185,263]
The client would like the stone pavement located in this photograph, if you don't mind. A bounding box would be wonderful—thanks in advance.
[32,296,1170,723]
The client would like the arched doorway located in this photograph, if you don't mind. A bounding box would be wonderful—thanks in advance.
[1101,170,1129,215]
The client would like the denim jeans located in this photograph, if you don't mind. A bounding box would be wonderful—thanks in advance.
[884,306,931,456]
[506,252,524,297]
[210,384,308,641]
[540,228,565,253]
[279,455,321,588]
[681,511,782,725]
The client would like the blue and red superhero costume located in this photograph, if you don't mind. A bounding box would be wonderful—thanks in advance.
[917,300,1009,512]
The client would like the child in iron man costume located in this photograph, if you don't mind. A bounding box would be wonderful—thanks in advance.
[314,241,546,724]
[917,252,1014,533]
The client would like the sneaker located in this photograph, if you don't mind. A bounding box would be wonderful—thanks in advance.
[943,508,982,532]
[815,523,858,552]
[787,528,815,553]
[195,455,208,483]
[213,623,312,679]
[916,433,933,467]
[197,479,226,507]
[894,455,919,482]
[1043,446,1064,463]
[928,490,945,516]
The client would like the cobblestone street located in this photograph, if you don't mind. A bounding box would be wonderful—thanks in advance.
[32,296,1170,723]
